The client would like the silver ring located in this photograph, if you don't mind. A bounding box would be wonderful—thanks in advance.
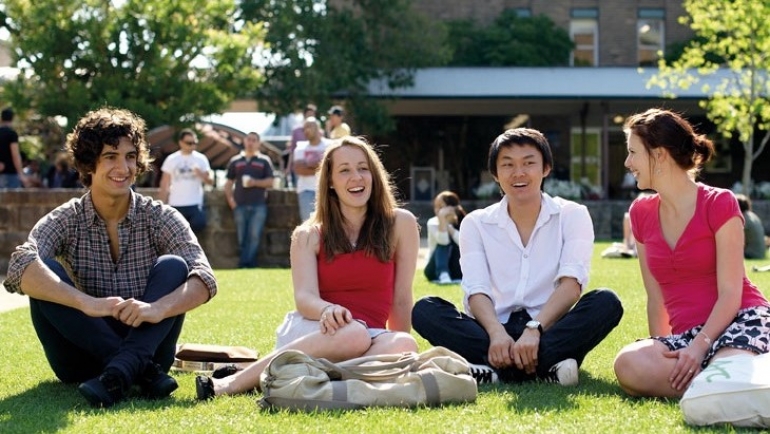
[688,369,694,374]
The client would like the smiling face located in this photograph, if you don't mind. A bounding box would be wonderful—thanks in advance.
[624,132,654,191]
[493,143,550,204]
[89,137,137,200]
[329,145,372,209]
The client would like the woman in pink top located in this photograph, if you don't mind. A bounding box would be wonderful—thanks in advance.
[614,108,770,398]
[195,136,420,400]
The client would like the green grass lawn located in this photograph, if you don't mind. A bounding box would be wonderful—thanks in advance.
[3,241,770,433]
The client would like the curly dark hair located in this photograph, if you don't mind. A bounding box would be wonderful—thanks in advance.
[65,107,152,187]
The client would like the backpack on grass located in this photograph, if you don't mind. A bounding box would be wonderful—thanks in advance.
[259,346,477,411]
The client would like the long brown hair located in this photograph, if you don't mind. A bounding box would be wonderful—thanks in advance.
[312,136,398,262]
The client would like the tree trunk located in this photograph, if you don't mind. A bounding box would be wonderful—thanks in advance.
[742,138,753,196]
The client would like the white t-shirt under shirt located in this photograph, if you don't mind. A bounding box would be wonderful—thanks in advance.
[293,138,329,193]
[161,150,211,207]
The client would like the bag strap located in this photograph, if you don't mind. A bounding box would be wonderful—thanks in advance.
[316,352,418,381]
[259,381,363,411]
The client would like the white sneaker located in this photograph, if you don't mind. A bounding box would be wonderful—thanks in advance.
[468,363,499,385]
[437,272,452,285]
[543,358,578,386]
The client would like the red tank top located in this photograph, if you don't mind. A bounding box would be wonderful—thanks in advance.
[317,244,395,329]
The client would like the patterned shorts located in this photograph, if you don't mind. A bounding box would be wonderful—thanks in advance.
[653,306,770,369]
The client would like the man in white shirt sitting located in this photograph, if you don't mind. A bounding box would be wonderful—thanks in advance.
[412,128,623,386]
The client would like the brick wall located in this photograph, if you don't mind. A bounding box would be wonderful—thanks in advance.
[402,0,693,67]
[0,189,300,273]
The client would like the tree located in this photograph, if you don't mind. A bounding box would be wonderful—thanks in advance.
[446,10,573,66]
[1,0,264,131]
[648,0,770,195]
[239,0,449,135]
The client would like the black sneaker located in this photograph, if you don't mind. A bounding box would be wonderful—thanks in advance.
[468,363,499,385]
[195,375,215,401]
[542,358,578,386]
[78,368,128,408]
[212,364,241,379]
[139,363,178,399]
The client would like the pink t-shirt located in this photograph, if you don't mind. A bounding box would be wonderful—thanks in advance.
[630,184,769,334]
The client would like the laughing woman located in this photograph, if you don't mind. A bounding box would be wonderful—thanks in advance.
[613,108,770,398]
[196,136,420,399]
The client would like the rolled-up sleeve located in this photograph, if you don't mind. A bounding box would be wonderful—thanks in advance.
[156,208,218,299]
[4,205,70,295]
[554,204,594,291]
[459,214,494,311]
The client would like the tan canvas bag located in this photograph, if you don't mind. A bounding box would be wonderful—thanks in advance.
[259,346,477,411]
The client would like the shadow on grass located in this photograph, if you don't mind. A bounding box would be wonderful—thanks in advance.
[0,378,205,433]
[0,381,77,433]
[497,371,630,413]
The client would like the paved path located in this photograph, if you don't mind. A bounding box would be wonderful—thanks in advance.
[0,276,28,313]
[0,238,429,315]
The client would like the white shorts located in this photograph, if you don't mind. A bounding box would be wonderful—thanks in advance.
[274,310,390,349]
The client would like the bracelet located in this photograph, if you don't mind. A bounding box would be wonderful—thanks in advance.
[698,331,712,345]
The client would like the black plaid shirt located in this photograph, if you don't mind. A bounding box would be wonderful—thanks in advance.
[4,190,217,299]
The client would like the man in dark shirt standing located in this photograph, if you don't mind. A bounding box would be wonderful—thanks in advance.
[0,107,27,188]
[223,132,275,268]
[3,107,217,407]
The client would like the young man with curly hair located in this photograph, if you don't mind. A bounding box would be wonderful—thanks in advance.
[3,107,217,407]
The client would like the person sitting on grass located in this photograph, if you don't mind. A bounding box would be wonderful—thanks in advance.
[424,190,465,284]
[195,136,420,400]
[3,107,217,408]
[613,108,770,398]
[412,128,623,386]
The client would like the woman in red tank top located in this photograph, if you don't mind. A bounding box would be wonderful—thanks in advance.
[195,136,421,400]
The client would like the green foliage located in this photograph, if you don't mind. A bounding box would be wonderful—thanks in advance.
[649,0,770,195]
[2,243,770,432]
[1,0,264,131]
[446,10,573,66]
[240,0,449,135]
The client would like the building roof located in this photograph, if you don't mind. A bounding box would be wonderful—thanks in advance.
[367,67,734,100]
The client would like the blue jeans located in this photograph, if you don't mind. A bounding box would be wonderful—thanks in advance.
[412,289,623,382]
[297,190,316,222]
[0,173,21,188]
[173,205,206,233]
[29,256,188,384]
[424,243,462,281]
[234,203,268,268]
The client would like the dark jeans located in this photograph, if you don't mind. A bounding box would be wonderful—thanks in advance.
[29,255,188,384]
[173,204,206,233]
[412,289,623,382]
[423,242,462,281]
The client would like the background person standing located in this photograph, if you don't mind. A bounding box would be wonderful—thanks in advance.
[0,107,27,188]
[325,105,351,139]
[159,128,213,233]
[223,132,275,268]
[293,117,329,221]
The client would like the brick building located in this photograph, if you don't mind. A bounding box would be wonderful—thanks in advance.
[355,1,761,201]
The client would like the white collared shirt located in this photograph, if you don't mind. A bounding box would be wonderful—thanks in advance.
[460,193,594,322]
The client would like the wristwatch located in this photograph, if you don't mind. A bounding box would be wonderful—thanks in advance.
[525,320,543,334]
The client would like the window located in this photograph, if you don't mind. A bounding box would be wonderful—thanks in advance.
[570,9,598,66]
[513,8,531,18]
[638,9,665,66]
[570,128,602,189]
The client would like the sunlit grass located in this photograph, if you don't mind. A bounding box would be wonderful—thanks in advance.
[1,242,768,433]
